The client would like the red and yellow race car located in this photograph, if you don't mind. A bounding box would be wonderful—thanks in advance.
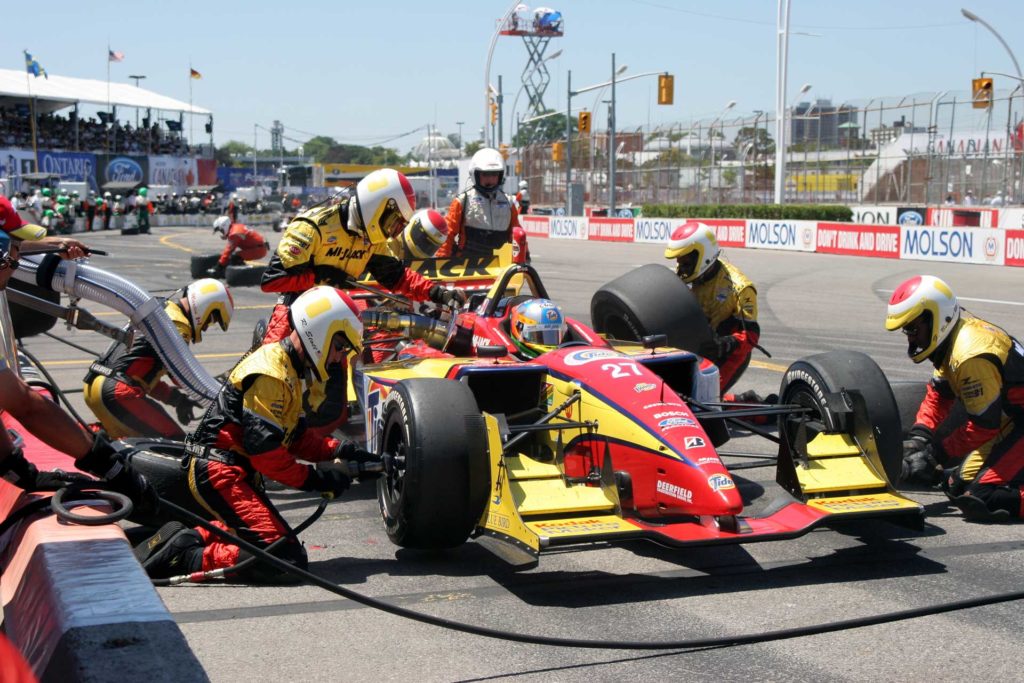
[355,263,922,567]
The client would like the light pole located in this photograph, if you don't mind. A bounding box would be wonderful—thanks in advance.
[456,121,464,155]
[129,74,146,127]
[706,100,737,203]
[962,9,1024,202]
[777,82,812,202]
[484,2,521,148]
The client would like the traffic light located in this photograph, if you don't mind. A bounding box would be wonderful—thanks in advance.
[552,141,564,162]
[499,143,509,159]
[490,97,498,124]
[514,159,522,174]
[972,77,993,109]
[578,111,592,134]
[657,73,674,105]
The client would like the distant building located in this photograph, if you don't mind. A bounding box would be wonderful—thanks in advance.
[790,99,856,146]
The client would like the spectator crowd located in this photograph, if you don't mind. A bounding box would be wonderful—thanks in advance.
[0,108,188,155]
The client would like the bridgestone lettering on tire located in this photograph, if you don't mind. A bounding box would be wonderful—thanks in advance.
[590,264,713,355]
[778,350,902,484]
[377,379,489,549]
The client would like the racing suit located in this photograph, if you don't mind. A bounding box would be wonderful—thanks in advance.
[260,197,437,435]
[83,301,194,439]
[136,199,151,234]
[185,339,342,580]
[515,188,530,215]
[436,187,521,258]
[218,222,268,267]
[911,314,1024,517]
[689,260,759,392]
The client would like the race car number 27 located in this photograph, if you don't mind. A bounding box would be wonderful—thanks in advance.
[600,361,641,378]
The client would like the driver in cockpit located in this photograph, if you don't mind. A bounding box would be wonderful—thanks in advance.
[508,298,567,360]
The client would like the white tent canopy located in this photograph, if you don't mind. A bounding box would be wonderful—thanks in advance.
[0,68,209,115]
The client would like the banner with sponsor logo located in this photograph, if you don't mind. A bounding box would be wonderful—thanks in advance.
[633,217,683,244]
[852,205,898,225]
[38,151,99,193]
[149,155,199,193]
[998,208,1024,230]
[1004,230,1024,267]
[587,217,634,242]
[520,215,549,238]
[94,154,148,190]
[703,219,746,248]
[816,223,900,259]
[900,226,1003,265]
[216,167,276,192]
[745,219,817,252]
[549,216,588,240]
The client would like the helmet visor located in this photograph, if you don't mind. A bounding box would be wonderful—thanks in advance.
[368,198,408,241]
[675,252,699,280]
[519,325,563,347]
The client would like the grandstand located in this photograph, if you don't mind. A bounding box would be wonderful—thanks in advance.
[0,68,215,195]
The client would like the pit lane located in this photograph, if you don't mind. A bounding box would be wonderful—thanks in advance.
[30,226,1024,681]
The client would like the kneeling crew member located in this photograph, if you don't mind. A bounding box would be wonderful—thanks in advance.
[210,215,269,278]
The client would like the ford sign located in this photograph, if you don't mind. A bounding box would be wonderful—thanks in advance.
[105,157,144,183]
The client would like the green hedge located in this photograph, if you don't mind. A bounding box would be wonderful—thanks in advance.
[640,204,853,221]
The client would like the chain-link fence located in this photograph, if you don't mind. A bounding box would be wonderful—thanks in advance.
[519,88,1024,210]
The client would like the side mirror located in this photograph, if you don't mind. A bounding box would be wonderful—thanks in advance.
[642,334,667,351]
[477,345,509,359]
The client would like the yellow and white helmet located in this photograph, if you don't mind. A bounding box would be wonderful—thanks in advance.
[885,275,960,363]
[288,286,363,381]
[186,278,234,342]
[400,209,448,259]
[664,221,720,283]
[353,169,415,245]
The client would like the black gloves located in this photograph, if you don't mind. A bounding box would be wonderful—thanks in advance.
[75,435,160,516]
[313,265,350,288]
[302,466,351,496]
[699,335,738,362]
[168,390,201,425]
[429,285,468,309]
[900,426,943,486]
[1,448,38,489]
[332,441,383,479]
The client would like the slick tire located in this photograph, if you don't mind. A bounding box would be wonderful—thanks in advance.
[190,253,221,279]
[889,380,967,441]
[778,350,902,485]
[8,278,59,338]
[590,264,713,355]
[115,438,219,528]
[377,379,489,549]
[225,264,267,287]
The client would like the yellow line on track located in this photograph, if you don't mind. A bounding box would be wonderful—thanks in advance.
[159,232,193,253]
[750,358,788,373]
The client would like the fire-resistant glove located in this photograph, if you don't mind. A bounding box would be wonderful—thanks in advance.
[301,467,351,497]
[429,285,468,309]
[699,335,738,362]
[332,441,383,480]
[168,390,201,426]
[900,426,943,486]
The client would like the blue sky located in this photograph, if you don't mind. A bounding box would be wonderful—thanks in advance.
[17,0,1024,152]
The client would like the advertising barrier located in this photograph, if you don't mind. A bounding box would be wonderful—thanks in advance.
[587,217,634,242]
[549,216,588,240]
[816,223,900,259]
[745,219,817,252]
[899,226,1003,265]
[1003,230,1024,267]
[520,215,550,238]
[38,151,99,194]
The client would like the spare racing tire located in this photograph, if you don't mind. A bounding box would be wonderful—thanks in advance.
[225,264,267,287]
[7,278,60,338]
[115,438,217,528]
[778,350,902,485]
[377,379,489,549]
[590,264,713,355]
[190,253,220,278]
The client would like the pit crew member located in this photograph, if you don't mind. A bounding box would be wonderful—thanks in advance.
[887,275,1024,522]
[436,148,522,259]
[209,215,269,278]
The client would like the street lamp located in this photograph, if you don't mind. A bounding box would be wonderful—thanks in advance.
[484,2,522,147]
[707,100,737,202]
[962,8,1024,202]
[456,121,464,155]
[775,81,811,203]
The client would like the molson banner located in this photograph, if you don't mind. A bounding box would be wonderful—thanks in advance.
[95,154,148,189]
[149,155,199,193]
[549,216,588,240]
[899,226,1003,265]
[745,219,817,252]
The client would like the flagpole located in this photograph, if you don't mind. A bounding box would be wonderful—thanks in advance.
[24,63,39,171]
[188,61,194,153]
[107,43,111,152]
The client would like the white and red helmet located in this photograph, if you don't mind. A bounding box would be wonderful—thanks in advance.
[288,286,363,381]
[400,209,448,259]
[354,169,415,245]
[664,221,720,283]
[885,275,960,363]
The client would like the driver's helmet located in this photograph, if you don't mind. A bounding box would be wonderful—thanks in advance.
[185,278,234,343]
[885,275,960,363]
[470,148,505,195]
[664,220,719,283]
[399,209,448,258]
[510,298,566,359]
[354,169,415,245]
[288,286,363,381]
[212,215,231,237]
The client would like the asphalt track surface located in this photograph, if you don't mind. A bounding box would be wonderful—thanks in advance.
[25,224,1024,681]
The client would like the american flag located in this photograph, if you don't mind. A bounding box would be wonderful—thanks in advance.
[108,50,125,62]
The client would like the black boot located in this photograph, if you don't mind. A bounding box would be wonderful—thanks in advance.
[952,494,1011,523]
[135,522,204,578]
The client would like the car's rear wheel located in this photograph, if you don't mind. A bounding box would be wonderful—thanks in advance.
[590,264,714,355]
[377,379,489,549]
[778,350,902,484]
